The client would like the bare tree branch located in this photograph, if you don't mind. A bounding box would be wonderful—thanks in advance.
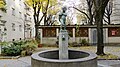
[73,7,90,20]
[104,1,113,25]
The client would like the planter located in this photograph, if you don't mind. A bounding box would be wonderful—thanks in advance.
[38,44,42,48]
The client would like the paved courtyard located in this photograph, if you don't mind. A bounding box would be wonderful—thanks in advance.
[0,46,120,67]
[0,56,31,67]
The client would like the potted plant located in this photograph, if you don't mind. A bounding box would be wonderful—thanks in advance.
[36,38,42,48]
[38,44,42,47]
[81,39,89,46]
[37,32,42,48]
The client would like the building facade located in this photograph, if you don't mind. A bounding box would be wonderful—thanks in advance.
[111,0,120,24]
[0,0,34,42]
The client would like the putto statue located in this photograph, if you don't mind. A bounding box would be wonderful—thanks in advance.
[59,7,67,30]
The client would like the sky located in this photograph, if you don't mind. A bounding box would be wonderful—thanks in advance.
[63,0,80,7]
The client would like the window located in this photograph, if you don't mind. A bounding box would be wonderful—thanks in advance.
[29,17,31,20]
[19,0,21,6]
[4,27,7,31]
[24,14,27,20]
[12,8,15,15]
[19,12,22,18]
[12,23,15,31]
[19,25,22,31]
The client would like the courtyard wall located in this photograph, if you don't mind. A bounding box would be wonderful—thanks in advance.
[39,25,120,45]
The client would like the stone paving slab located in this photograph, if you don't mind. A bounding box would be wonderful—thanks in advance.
[18,56,31,65]
[98,60,120,67]
[0,60,30,67]
[0,59,17,67]
[0,59,113,67]
[98,64,112,67]
[111,63,120,67]
[0,56,31,67]
[0,56,20,59]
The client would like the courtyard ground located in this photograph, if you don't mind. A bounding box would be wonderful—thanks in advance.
[0,46,120,67]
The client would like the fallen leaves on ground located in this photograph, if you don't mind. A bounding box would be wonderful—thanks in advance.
[97,53,119,60]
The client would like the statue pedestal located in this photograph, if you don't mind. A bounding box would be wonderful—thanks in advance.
[59,30,68,60]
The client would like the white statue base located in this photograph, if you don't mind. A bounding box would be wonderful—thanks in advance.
[59,30,68,60]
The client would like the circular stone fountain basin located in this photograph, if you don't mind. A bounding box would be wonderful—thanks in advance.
[31,49,97,67]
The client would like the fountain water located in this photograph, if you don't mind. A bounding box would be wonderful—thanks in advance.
[31,7,97,67]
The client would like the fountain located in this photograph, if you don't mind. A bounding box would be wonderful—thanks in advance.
[31,7,97,67]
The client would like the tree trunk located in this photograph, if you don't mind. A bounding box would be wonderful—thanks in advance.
[93,0,109,55]
[95,8,105,55]
[96,23,105,55]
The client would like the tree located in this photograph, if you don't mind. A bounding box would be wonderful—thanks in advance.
[86,0,94,25]
[0,0,6,8]
[46,3,61,25]
[41,0,58,25]
[103,1,113,24]
[25,0,43,43]
[93,0,109,55]
[0,0,6,12]
[73,0,94,25]
[25,0,57,43]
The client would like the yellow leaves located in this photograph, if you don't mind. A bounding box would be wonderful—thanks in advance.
[25,0,33,6]
[48,5,60,15]
[25,0,58,15]
[49,0,57,6]
[97,53,119,60]
[76,13,86,24]
[25,0,57,7]
[0,0,6,8]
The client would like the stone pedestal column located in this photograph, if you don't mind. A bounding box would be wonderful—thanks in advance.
[59,30,68,60]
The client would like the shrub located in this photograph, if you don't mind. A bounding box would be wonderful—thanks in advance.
[0,41,8,46]
[1,41,25,56]
[69,42,80,47]
[13,41,25,46]
[21,40,37,55]
[80,39,89,46]
[1,39,37,56]
[2,44,22,56]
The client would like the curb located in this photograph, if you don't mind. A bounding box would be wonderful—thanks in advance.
[97,58,120,60]
[98,64,112,67]
[0,56,20,59]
